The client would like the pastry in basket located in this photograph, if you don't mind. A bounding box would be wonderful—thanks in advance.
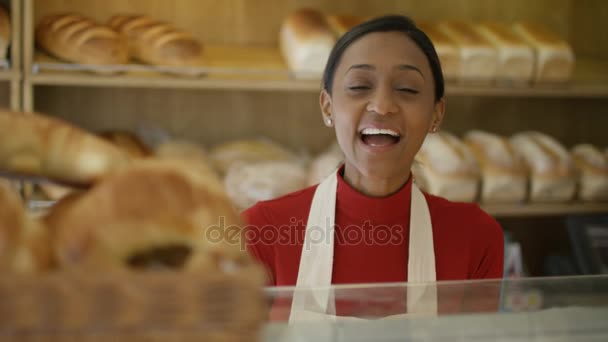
[510,131,576,202]
[307,141,344,186]
[209,138,297,177]
[47,159,252,272]
[35,13,129,65]
[571,144,608,201]
[0,185,53,273]
[411,131,480,202]
[0,5,10,60]
[0,111,131,187]
[464,130,527,203]
[108,14,203,68]
[224,160,308,210]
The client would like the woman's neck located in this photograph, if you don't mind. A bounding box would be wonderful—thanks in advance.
[342,163,411,197]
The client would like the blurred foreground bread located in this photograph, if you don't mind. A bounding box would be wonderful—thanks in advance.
[475,22,534,83]
[416,21,461,81]
[438,21,498,82]
[210,139,296,176]
[571,144,608,201]
[0,5,10,60]
[510,131,576,202]
[413,132,480,202]
[47,159,248,271]
[0,186,52,273]
[325,15,364,37]
[98,130,152,158]
[280,8,336,77]
[512,22,574,83]
[464,130,527,203]
[0,111,131,186]
[108,14,203,67]
[36,13,129,65]
[225,161,308,210]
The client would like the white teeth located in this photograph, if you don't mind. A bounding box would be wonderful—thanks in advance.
[361,128,400,137]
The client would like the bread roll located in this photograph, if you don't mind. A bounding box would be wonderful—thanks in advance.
[0,5,10,60]
[108,14,203,67]
[571,144,608,201]
[464,130,527,203]
[48,159,247,271]
[36,13,129,65]
[210,139,296,177]
[475,22,535,83]
[325,15,364,37]
[308,142,344,186]
[438,21,498,82]
[0,186,53,273]
[225,160,308,210]
[412,132,480,202]
[416,21,461,81]
[512,22,574,83]
[0,111,131,186]
[280,8,336,77]
[510,132,576,202]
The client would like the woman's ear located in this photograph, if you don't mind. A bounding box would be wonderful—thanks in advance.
[320,89,333,127]
[429,98,446,133]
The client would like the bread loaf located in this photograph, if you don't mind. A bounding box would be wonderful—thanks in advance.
[36,13,129,65]
[438,21,498,82]
[571,144,608,201]
[224,160,308,210]
[416,21,461,81]
[0,5,10,60]
[475,22,535,83]
[280,8,336,77]
[412,132,480,202]
[510,132,576,202]
[108,14,203,67]
[464,130,527,203]
[0,111,131,186]
[0,186,53,273]
[325,15,364,37]
[98,130,152,158]
[209,139,296,177]
[512,22,574,83]
[308,142,343,186]
[48,159,246,271]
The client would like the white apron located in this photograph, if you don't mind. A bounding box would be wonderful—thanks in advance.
[288,172,438,323]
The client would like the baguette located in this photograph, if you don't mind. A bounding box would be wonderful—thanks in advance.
[571,144,608,201]
[108,14,203,67]
[36,13,129,65]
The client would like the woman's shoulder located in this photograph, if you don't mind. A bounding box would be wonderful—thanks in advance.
[241,184,319,226]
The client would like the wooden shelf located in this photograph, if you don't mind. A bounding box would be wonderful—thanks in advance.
[27,47,608,98]
[483,202,608,218]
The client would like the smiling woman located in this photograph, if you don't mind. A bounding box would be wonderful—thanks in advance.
[242,15,504,319]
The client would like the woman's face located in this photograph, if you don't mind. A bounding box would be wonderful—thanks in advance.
[321,31,445,181]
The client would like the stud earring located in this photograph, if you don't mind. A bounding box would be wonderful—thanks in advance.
[326,118,333,125]
[431,126,438,133]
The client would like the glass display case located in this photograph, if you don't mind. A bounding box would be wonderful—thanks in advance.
[262,275,608,341]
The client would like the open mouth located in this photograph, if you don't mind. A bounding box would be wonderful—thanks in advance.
[127,244,192,270]
[360,128,401,147]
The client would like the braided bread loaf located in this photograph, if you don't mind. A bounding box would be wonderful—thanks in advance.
[35,13,129,65]
[108,14,203,67]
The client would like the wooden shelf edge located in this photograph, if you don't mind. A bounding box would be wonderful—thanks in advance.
[482,202,608,218]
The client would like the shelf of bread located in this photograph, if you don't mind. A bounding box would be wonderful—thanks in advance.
[481,202,608,218]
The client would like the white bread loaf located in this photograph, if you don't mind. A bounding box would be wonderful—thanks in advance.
[571,144,608,201]
[308,141,344,186]
[437,21,498,82]
[412,132,480,202]
[416,21,461,81]
[209,138,296,177]
[510,132,576,202]
[464,130,527,203]
[512,22,574,83]
[280,8,336,78]
[475,22,535,83]
[224,161,308,210]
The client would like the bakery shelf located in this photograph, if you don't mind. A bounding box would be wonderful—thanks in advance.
[28,47,608,98]
[483,202,608,218]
